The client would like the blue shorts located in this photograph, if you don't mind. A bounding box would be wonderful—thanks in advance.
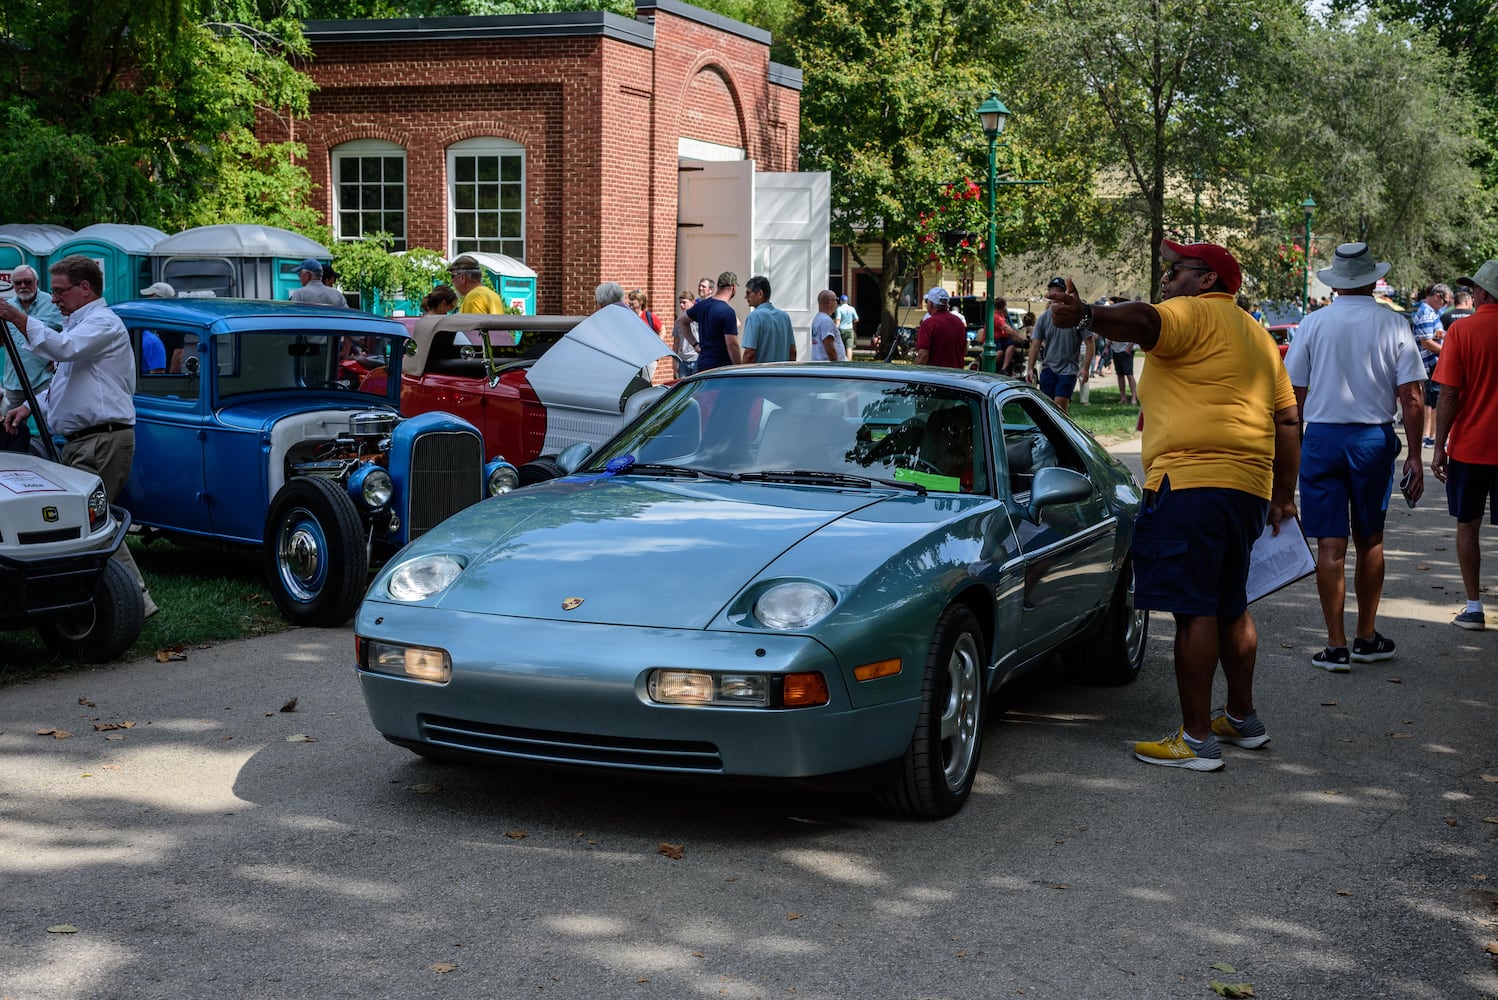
[1132,479,1269,618]
[1112,351,1134,376]
[1039,369,1078,400]
[1299,423,1398,539]
[1447,458,1498,525]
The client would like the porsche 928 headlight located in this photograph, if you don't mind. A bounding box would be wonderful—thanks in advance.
[87,486,109,531]
[753,582,835,630]
[386,554,465,601]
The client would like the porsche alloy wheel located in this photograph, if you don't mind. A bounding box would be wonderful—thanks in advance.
[1084,558,1148,686]
[263,477,369,627]
[882,603,986,818]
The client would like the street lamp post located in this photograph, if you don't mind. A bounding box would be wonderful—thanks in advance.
[1191,170,1204,242]
[1301,196,1316,314]
[976,92,1009,374]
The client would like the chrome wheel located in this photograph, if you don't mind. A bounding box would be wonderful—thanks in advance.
[276,507,329,602]
[940,630,983,791]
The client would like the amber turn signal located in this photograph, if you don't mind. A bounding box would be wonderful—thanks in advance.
[782,672,830,707]
[853,658,901,682]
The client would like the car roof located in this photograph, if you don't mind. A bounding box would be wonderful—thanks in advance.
[691,362,1020,393]
[407,313,586,376]
[112,298,410,337]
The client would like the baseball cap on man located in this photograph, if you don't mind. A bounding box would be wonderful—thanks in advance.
[923,286,949,306]
[139,281,176,298]
[716,271,739,289]
[1159,239,1242,293]
[1457,260,1498,299]
[448,254,482,273]
[1046,277,1069,291]
[298,258,324,275]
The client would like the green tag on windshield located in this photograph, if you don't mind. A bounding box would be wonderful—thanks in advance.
[894,467,961,492]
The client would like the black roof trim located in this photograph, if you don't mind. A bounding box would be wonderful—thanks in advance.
[634,0,770,45]
[302,11,654,48]
[768,62,802,91]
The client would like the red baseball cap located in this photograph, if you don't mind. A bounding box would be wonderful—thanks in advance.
[1159,239,1242,294]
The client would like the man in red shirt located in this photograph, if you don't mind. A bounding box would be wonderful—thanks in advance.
[1433,259,1498,631]
[915,287,968,368]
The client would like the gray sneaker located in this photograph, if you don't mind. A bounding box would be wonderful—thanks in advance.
[1453,609,1487,631]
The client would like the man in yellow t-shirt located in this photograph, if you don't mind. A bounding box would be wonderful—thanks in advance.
[448,255,507,314]
[1048,240,1300,774]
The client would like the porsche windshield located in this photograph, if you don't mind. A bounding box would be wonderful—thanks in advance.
[590,375,990,495]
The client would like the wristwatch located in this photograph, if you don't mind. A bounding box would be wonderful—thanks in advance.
[1076,304,1094,332]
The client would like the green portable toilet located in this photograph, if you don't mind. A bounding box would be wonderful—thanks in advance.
[149,224,333,301]
[48,224,167,301]
[468,252,537,315]
[0,224,74,289]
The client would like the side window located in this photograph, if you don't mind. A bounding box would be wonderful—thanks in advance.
[995,396,1088,500]
[132,326,200,400]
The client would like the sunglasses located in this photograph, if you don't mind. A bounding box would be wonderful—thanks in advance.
[1163,264,1213,281]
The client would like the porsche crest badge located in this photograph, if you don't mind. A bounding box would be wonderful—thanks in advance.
[561,597,584,611]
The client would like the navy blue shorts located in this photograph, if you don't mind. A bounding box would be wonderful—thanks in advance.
[1299,423,1397,539]
[1132,479,1269,618]
[1039,368,1079,400]
[1112,351,1134,376]
[1447,458,1498,525]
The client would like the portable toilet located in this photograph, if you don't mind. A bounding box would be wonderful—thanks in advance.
[468,252,537,315]
[49,223,167,301]
[0,224,74,291]
[149,224,331,301]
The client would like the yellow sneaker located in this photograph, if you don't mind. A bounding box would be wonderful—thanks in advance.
[1211,709,1270,749]
[1133,727,1224,771]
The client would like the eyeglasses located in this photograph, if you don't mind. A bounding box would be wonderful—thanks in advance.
[12,278,35,286]
[51,281,76,295]
[1163,264,1213,281]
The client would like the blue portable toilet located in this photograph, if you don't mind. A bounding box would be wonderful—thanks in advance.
[0,224,74,290]
[149,224,333,301]
[468,252,537,315]
[49,223,167,301]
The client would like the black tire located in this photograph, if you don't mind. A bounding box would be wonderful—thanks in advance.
[263,476,369,627]
[881,604,986,818]
[37,559,145,663]
[518,457,566,486]
[1082,558,1148,685]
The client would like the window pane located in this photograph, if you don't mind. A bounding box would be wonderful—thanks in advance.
[501,239,522,257]
[477,186,498,211]
[384,157,404,182]
[455,184,474,211]
[499,184,521,210]
[359,158,380,183]
[339,158,360,183]
[360,185,380,209]
[477,214,498,238]
[339,211,360,236]
[500,214,522,239]
[477,156,499,183]
[383,186,404,211]
[455,215,475,238]
[455,157,474,183]
[500,156,522,182]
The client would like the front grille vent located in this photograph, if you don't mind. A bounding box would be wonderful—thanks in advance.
[420,715,724,771]
[407,431,483,537]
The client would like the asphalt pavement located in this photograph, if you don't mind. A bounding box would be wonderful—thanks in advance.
[1,440,1494,1000]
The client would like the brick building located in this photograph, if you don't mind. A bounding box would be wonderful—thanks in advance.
[265,0,802,321]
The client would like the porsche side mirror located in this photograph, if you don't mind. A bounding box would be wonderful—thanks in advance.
[1028,466,1093,521]
[555,442,593,475]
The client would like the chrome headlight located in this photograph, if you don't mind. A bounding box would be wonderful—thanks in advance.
[87,486,109,531]
[387,554,465,602]
[486,459,520,496]
[348,465,394,510]
[753,582,835,630]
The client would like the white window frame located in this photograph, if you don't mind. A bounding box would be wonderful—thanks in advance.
[447,137,526,260]
[331,140,408,249]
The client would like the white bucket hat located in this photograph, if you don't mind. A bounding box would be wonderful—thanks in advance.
[1316,242,1390,289]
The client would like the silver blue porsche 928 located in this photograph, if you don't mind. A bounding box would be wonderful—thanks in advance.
[354,364,1145,817]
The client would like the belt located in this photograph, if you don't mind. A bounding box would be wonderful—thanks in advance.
[63,422,133,443]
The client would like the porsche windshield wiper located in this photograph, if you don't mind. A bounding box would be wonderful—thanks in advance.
[626,462,735,481]
[734,470,927,494]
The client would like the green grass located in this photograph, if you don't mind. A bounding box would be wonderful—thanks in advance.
[0,536,288,686]
[1064,382,1143,443]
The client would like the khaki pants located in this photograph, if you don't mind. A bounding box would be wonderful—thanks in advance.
[62,428,150,599]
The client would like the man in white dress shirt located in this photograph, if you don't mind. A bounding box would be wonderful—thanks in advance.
[0,254,157,616]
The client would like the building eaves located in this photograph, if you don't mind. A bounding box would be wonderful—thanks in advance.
[767,62,801,91]
[634,0,769,45]
[302,11,654,49]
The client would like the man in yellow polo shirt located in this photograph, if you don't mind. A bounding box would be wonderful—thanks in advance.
[448,255,507,314]
[1048,241,1300,772]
